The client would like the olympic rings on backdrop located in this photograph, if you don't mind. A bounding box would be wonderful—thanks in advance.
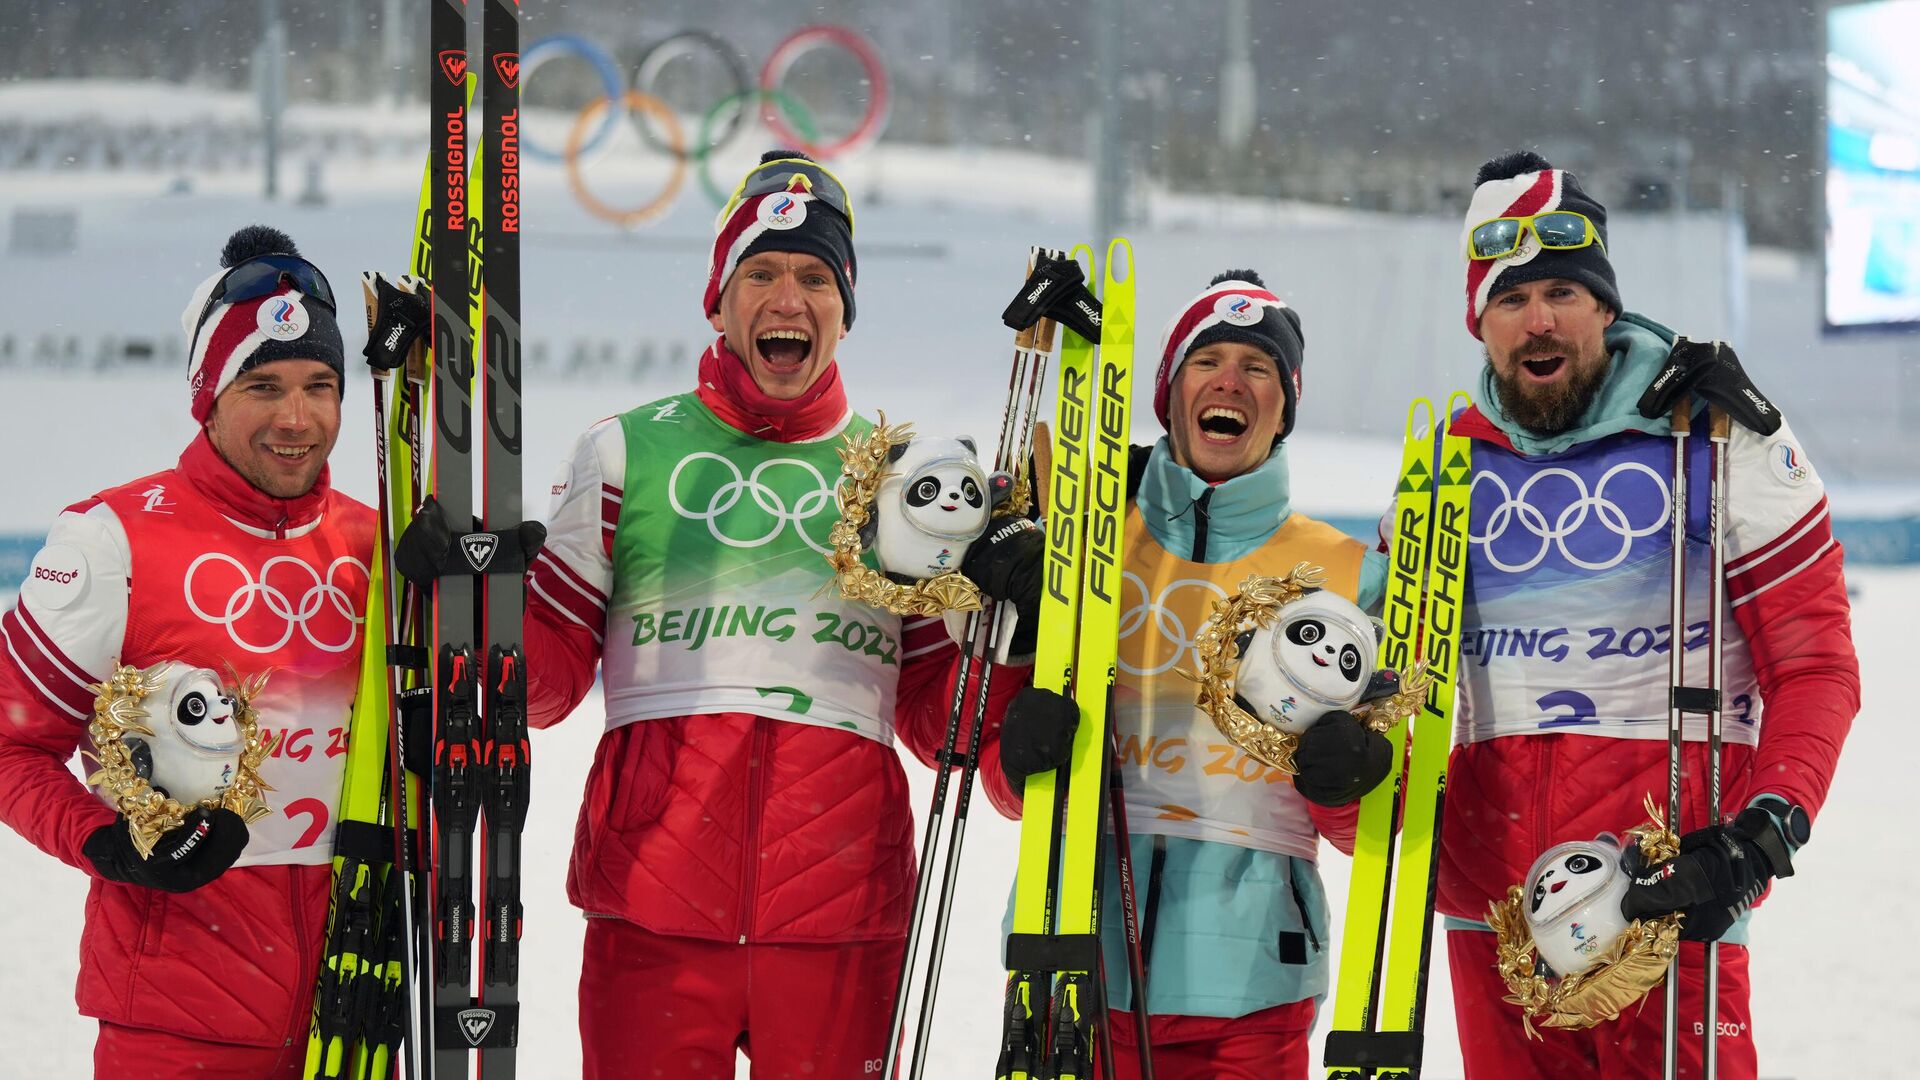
[631,31,751,160]
[758,25,892,160]
[565,91,688,229]
[520,26,888,180]
[519,33,626,162]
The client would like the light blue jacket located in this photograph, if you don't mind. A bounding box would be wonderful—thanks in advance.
[1095,439,1388,1017]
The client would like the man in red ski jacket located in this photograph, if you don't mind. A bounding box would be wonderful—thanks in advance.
[1439,153,1859,1079]
[0,225,373,1079]
[519,151,1022,1077]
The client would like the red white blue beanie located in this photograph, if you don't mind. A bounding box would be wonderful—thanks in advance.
[1152,270,1305,437]
[704,150,857,328]
[1462,151,1622,339]
[181,225,344,422]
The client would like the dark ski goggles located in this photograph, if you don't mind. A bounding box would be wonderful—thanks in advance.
[718,157,854,233]
[1468,211,1605,261]
[188,252,337,363]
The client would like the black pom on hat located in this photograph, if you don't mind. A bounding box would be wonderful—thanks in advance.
[1210,269,1265,288]
[1474,150,1555,186]
[760,148,816,164]
[220,224,301,269]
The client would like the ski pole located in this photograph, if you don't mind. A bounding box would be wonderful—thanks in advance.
[1702,406,1731,1079]
[1661,397,1691,1080]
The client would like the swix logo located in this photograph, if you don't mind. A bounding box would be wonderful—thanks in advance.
[493,52,520,88]
[462,533,500,572]
[438,50,468,85]
[1025,278,1053,304]
[1074,298,1102,327]
[140,485,176,514]
[1743,387,1772,415]
[457,1007,496,1047]
[382,324,406,351]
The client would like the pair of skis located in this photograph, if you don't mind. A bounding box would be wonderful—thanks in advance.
[308,2,528,1077]
[1324,394,1472,1080]
[997,239,1149,1080]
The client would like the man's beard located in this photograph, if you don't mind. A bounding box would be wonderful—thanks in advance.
[1487,338,1612,437]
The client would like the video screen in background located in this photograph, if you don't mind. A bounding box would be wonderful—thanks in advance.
[1825,0,1920,333]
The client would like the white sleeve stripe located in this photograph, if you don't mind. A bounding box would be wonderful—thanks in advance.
[1727,497,1829,575]
[0,621,89,721]
[530,577,605,642]
[902,641,950,660]
[1728,538,1836,609]
[902,616,939,631]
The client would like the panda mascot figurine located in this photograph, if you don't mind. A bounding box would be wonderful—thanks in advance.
[1522,834,1637,979]
[1231,588,1401,735]
[102,661,249,806]
[863,434,1012,583]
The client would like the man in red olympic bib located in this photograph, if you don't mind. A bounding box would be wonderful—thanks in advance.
[0,225,374,1079]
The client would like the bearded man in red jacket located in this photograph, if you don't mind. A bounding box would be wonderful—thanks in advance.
[0,225,374,1078]
[520,150,1023,1078]
[1439,152,1860,1079]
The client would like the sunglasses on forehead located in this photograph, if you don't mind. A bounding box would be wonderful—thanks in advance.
[188,252,337,363]
[1468,211,1605,261]
[718,157,854,233]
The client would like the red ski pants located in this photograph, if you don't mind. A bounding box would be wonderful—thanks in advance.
[578,916,903,1079]
[1105,998,1317,1079]
[1448,929,1756,1080]
[94,1021,304,1079]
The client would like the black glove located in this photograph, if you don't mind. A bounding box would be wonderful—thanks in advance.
[998,686,1079,790]
[1620,805,1794,942]
[394,496,548,588]
[962,517,1046,657]
[361,271,431,373]
[1290,711,1394,807]
[1636,336,1782,436]
[1001,252,1103,343]
[83,807,250,894]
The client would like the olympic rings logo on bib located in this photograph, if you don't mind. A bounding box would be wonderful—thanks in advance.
[184,553,370,655]
[667,452,836,552]
[1115,573,1229,677]
[1469,462,1670,574]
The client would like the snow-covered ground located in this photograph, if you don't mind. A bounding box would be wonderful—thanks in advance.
[0,567,1911,1078]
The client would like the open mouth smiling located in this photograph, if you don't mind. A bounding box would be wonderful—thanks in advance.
[1197,405,1250,442]
[756,328,813,372]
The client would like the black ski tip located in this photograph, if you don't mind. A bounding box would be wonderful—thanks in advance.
[221,224,299,268]
[760,148,816,164]
[1475,150,1554,186]
[1210,269,1265,289]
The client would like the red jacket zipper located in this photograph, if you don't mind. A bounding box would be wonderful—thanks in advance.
[737,717,770,943]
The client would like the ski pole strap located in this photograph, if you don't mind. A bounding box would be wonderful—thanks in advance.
[387,643,431,669]
[1005,932,1102,973]
[1671,686,1722,713]
[434,1002,519,1050]
[1324,1030,1423,1071]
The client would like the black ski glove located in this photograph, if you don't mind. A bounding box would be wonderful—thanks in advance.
[83,807,250,894]
[1620,805,1795,942]
[962,517,1046,657]
[394,495,548,588]
[1290,711,1395,807]
[998,686,1079,791]
[361,271,430,373]
[1636,337,1782,436]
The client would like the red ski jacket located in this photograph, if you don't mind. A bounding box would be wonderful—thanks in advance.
[0,435,374,1045]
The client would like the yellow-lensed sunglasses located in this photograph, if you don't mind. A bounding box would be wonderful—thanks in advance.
[1468,211,1605,261]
